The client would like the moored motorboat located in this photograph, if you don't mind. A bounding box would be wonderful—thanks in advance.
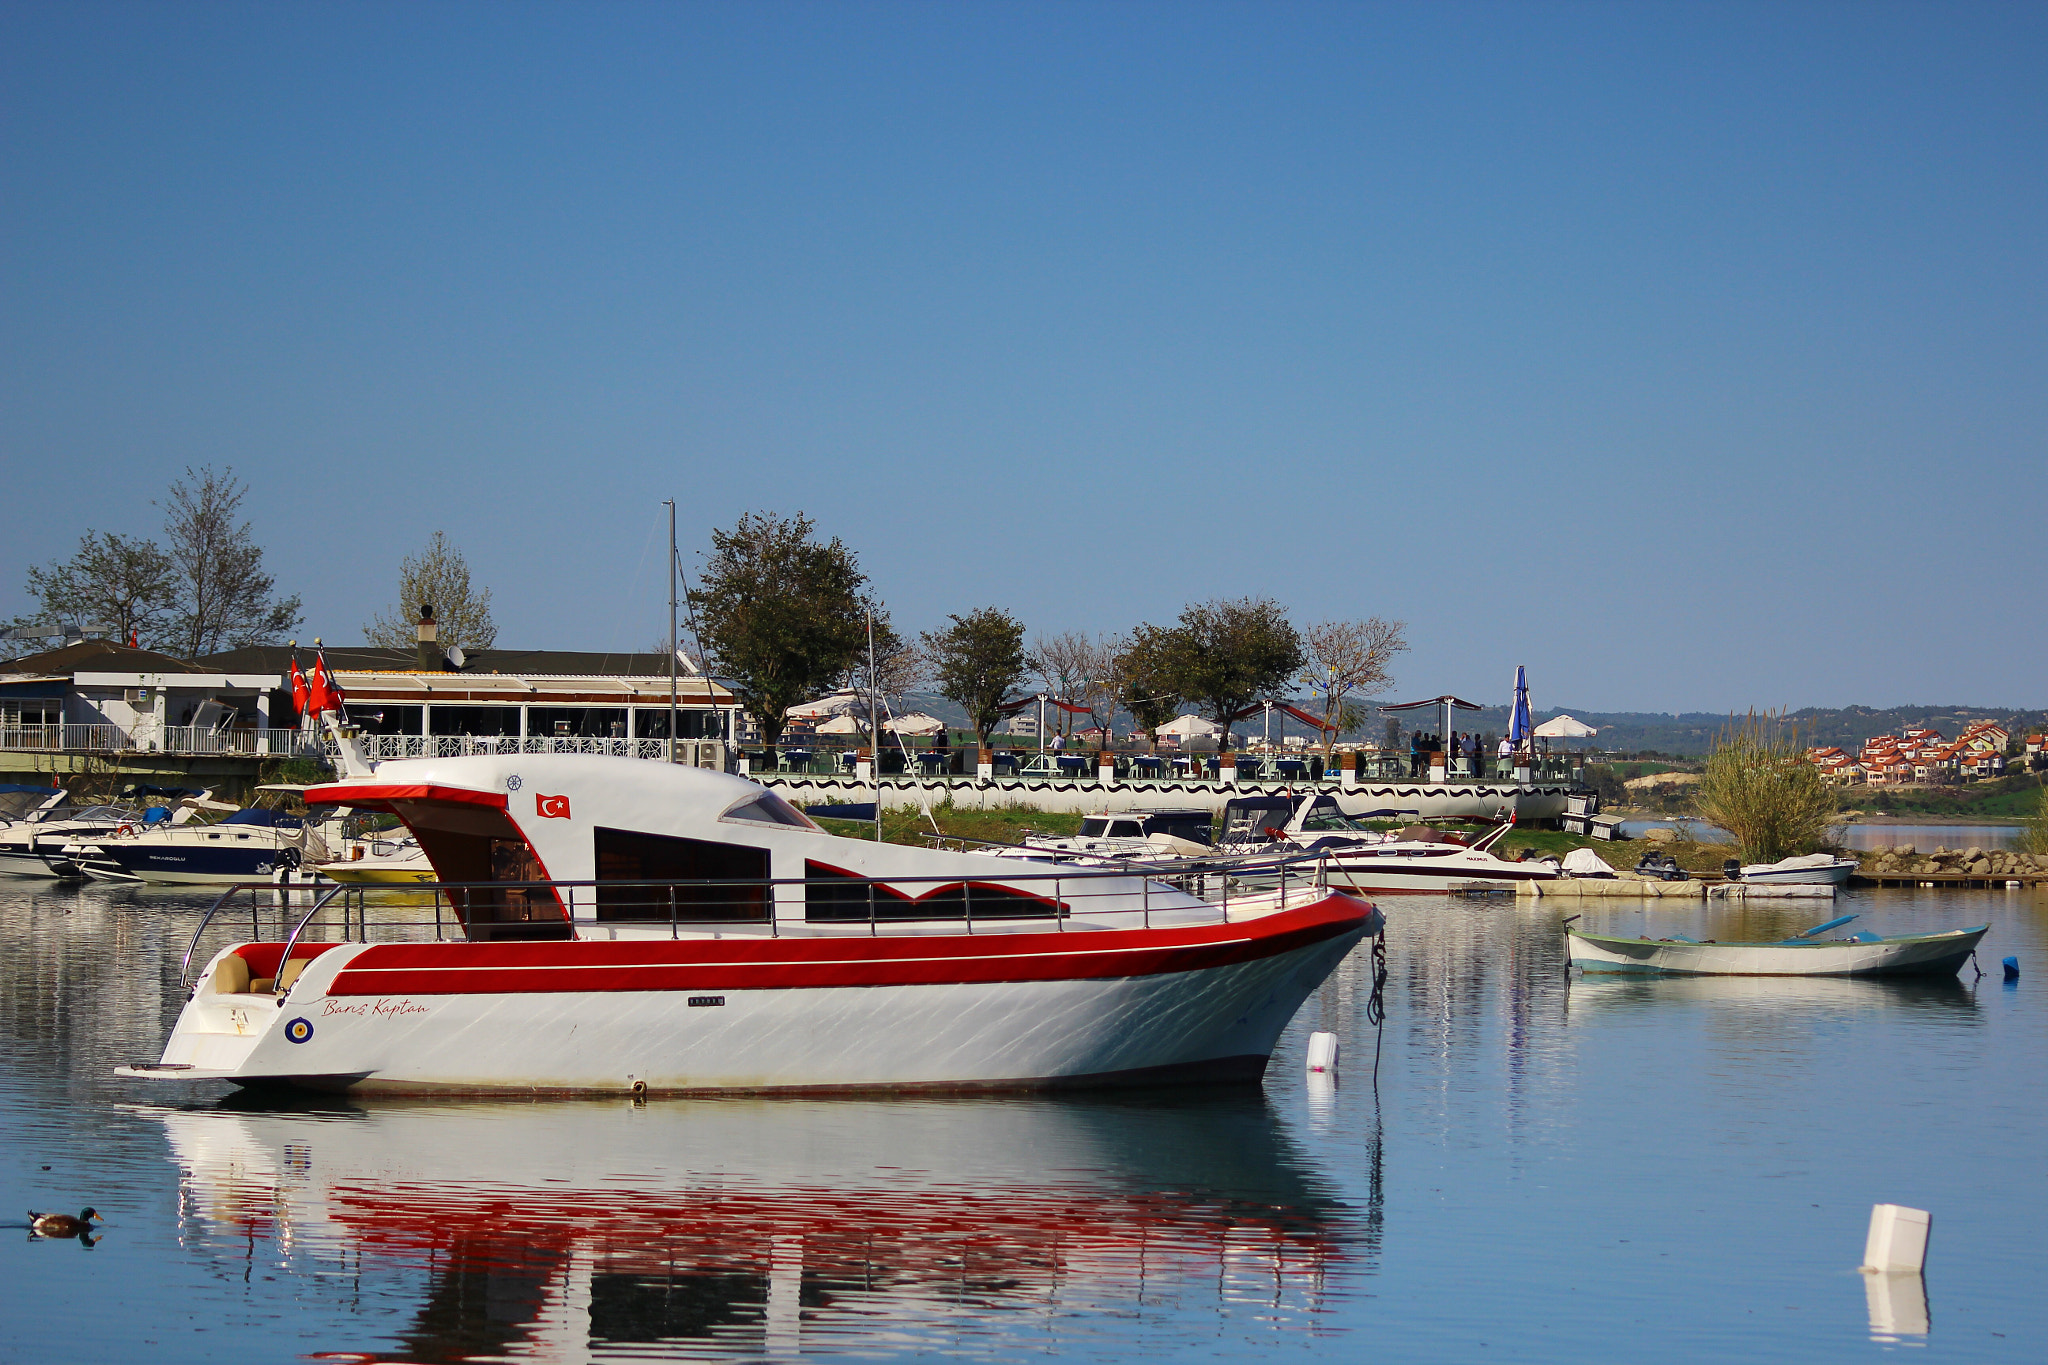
[1275,795,1561,894]
[1567,914,1986,978]
[66,806,316,885]
[120,754,1378,1095]
[1735,853,1858,886]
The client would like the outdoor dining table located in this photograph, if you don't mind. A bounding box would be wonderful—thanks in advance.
[781,749,812,771]
[1055,754,1088,774]
[1131,756,1163,776]
[1275,758,1308,778]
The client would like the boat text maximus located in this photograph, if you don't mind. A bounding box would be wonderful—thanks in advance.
[122,754,1377,1095]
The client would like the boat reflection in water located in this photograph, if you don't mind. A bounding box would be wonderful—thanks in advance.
[1565,972,1979,1019]
[150,1092,1373,1362]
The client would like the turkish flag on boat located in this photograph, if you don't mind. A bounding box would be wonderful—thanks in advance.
[289,655,310,717]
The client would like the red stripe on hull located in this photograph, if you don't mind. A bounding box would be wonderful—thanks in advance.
[324,896,1372,995]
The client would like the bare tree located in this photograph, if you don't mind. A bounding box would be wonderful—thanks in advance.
[365,532,499,653]
[1298,618,1408,756]
[160,467,302,659]
[1028,630,1098,736]
[21,531,177,648]
[833,616,929,739]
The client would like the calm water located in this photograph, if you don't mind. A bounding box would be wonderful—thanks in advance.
[2,880,2043,1362]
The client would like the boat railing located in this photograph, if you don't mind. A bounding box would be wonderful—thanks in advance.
[181,853,1339,992]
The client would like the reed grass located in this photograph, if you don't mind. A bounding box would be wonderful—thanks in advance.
[1691,712,1835,865]
[2017,782,2048,857]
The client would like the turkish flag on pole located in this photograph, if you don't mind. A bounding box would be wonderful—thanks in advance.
[307,657,333,715]
[289,655,310,718]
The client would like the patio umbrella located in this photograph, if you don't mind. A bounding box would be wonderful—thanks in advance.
[884,713,946,736]
[1533,714,1598,739]
[1156,714,1223,738]
[815,713,864,735]
[1507,666,1533,750]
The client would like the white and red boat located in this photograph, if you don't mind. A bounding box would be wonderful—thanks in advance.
[120,754,1377,1095]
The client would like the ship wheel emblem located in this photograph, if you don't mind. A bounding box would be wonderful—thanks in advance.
[506,774,523,792]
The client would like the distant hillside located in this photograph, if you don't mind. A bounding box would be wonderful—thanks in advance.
[1506,705,2047,757]
[886,693,2046,758]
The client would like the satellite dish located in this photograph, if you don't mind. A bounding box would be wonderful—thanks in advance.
[445,646,467,670]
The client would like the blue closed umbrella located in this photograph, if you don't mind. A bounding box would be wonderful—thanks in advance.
[1508,666,1532,750]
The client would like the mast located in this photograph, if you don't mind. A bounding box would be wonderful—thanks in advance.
[665,500,678,766]
[867,608,881,843]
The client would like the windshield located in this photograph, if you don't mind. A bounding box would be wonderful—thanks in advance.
[1079,818,1111,837]
[1299,800,1369,833]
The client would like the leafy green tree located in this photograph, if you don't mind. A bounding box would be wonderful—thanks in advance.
[923,608,1027,748]
[364,531,498,653]
[1149,598,1303,746]
[160,466,302,658]
[21,531,177,648]
[689,512,871,746]
[1110,626,1184,734]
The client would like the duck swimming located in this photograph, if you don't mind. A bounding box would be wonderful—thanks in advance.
[28,1208,101,1238]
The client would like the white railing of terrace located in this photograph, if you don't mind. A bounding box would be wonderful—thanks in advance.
[0,724,321,756]
[337,734,729,767]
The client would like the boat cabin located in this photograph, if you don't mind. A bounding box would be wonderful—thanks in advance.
[306,755,1202,941]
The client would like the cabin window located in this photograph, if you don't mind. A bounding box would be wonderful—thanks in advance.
[1107,820,1142,838]
[1078,818,1109,837]
[720,793,819,830]
[803,861,1062,922]
[593,826,768,921]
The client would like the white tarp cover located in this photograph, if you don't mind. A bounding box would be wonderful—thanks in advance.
[884,713,946,735]
[1534,714,1599,738]
[1156,714,1223,738]
[1562,847,1613,876]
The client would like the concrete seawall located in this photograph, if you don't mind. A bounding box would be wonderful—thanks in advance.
[757,772,1576,819]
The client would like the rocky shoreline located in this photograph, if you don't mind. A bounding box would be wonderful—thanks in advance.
[1857,844,2045,878]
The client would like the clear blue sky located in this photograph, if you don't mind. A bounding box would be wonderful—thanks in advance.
[4,2,2042,713]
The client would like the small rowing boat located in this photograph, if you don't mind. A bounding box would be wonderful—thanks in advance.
[1567,913,1987,978]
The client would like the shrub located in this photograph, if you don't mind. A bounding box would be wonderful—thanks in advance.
[1692,713,1836,865]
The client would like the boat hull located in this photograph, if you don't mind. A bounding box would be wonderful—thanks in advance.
[69,840,297,885]
[1738,862,1856,886]
[1567,926,1986,978]
[1319,853,1557,895]
[134,898,1376,1095]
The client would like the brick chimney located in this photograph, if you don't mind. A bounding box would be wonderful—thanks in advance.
[416,603,441,671]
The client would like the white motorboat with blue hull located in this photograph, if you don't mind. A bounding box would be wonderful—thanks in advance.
[68,808,311,885]
[1568,914,1987,978]
[0,801,143,878]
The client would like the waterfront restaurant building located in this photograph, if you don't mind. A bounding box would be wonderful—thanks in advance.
[201,646,741,766]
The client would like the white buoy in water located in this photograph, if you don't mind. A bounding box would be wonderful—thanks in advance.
[1306,1031,1339,1074]
[1861,1204,1931,1273]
